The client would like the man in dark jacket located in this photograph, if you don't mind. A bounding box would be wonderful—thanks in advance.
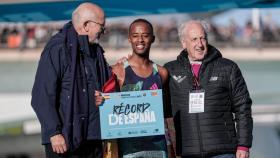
[164,20,253,158]
[31,2,110,158]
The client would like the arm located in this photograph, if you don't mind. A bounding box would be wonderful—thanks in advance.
[31,43,67,153]
[230,63,253,158]
[95,63,124,106]
[158,65,176,157]
[158,66,172,118]
[157,65,168,84]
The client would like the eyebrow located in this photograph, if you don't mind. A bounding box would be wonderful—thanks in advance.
[131,32,151,34]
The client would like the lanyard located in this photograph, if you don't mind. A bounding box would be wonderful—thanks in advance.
[191,66,200,90]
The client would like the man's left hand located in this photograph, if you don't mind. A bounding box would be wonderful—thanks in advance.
[94,90,104,107]
[236,149,249,158]
[116,54,132,64]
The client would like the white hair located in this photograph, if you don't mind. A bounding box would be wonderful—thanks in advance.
[71,3,99,29]
[178,20,209,43]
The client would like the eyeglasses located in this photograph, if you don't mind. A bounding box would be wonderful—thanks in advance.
[85,20,106,34]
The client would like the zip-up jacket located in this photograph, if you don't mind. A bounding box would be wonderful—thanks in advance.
[164,45,253,158]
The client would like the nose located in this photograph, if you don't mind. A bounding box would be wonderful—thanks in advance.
[137,35,144,42]
[197,39,203,46]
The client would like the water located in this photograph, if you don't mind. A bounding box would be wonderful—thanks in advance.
[0,60,279,105]
[236,60,280,105]
[0,61,37,93]
[0,59,279,158]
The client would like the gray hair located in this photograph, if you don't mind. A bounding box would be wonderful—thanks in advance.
[178,20,209,43]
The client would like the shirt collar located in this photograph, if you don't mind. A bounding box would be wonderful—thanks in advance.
[188,57,202,65]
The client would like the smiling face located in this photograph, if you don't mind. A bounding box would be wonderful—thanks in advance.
[128,21,155,57]
[182,22,208,61]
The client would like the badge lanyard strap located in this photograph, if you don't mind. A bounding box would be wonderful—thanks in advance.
[191,66,200,90]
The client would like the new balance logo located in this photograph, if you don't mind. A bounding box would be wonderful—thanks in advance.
[209,76,218,81]
[173,75,186,83]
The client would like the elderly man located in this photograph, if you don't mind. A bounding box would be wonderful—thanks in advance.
[31,2,110,158]
[164,20,253,158]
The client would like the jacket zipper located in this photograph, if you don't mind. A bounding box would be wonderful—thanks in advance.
[196,114,204,158]
[197,64,204,158]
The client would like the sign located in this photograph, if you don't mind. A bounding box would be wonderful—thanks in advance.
[99,89,164,139]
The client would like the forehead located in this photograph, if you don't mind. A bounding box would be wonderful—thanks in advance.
[185,23,205,38]
[96,14,105,24]
[130,22,152,33]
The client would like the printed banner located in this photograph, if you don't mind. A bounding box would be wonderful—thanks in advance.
[99,89,165,139]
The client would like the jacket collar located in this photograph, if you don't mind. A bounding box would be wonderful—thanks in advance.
[78,35,91,56]
[62,21,93,57]
[78,36,105,58]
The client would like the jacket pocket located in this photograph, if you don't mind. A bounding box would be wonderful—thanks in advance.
[73,114,88,147]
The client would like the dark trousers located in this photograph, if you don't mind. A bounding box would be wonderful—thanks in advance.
[45,140,103,158]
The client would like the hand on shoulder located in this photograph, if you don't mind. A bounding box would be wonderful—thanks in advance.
[111,62,125,87]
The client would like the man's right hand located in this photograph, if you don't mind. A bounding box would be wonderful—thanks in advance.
[50,134,67,154]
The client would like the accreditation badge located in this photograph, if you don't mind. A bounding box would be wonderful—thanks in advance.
[189,89,205,113]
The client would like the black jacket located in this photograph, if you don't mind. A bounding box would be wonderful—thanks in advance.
[164,45,253,158]
[31,22,110,151]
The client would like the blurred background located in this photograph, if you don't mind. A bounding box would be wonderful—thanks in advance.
[0,0,280,158]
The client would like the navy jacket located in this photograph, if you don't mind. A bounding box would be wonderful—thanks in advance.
[31,22,110,151]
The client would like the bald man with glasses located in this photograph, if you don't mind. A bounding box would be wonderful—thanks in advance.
[31,2,110,158]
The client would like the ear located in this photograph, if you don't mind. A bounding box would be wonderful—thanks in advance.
[151,35,155,43]
[128,36,131,43]
[83,22,89,32]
